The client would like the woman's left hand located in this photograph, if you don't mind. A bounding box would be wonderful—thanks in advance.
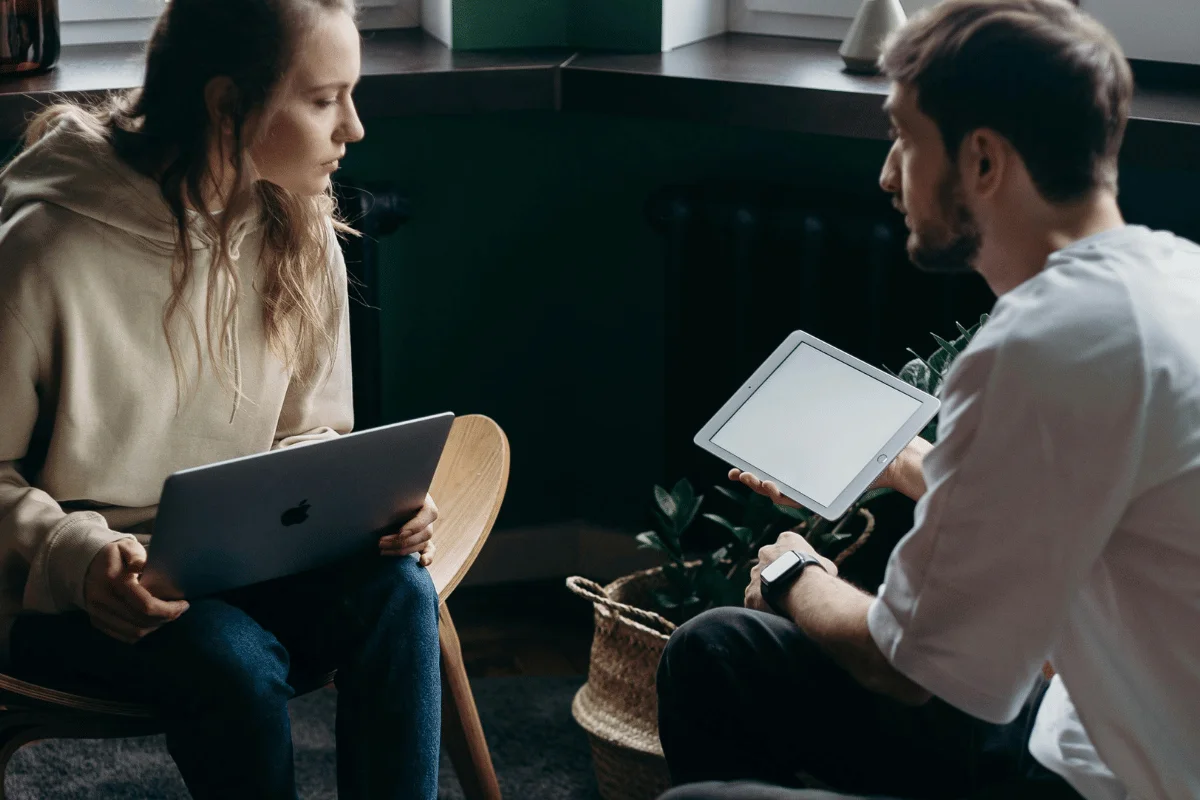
[379,494,438,567]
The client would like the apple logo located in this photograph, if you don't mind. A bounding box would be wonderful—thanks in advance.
[281,500,311,527]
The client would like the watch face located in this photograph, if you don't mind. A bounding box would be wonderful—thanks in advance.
[761,550,802,583]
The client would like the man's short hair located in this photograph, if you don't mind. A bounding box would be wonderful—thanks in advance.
[880,0,1132,203]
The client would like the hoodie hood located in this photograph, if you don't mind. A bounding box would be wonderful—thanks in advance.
[0,112,262,420]
[1,114,181,245]
[0,112,259,251]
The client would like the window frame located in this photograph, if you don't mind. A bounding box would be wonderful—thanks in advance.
[729,0,1200,66]
[59,0,419,47]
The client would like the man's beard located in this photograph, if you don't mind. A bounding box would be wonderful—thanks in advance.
[907,169,982,274]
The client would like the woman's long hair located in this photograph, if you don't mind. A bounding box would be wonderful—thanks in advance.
[25,0,358,398]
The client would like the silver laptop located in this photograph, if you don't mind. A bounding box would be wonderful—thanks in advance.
[141,412,455,600]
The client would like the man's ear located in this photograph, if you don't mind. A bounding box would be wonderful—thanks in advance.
[959,129,1005,198]
[203,76,238,133]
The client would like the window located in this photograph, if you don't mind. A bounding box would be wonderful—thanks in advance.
[729,0,936,40]
[728,0,1200,65]
[60,0,419,47]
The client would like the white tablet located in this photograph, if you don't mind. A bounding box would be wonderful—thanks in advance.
[694,331,940,519]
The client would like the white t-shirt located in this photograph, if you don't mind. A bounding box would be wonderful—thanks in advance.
[867,225,1200,800]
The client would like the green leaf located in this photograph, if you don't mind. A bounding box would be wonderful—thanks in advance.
[703,513,736,532]
[671,478,696,510]
[636,531,677,558]
[859,486,894,504]
[712,484,746,506]
[654,589,684,610]
[694,563,744,608]
[898,359,933,392]
[775,504,809,522]
[930,333,960,357]
[731,526,754,546]
[955,321,973,340]
[651,507,677,543]
[677,495,704,534]
[662,562,693,593]
[653,485,677,519]
[906,349,944,378]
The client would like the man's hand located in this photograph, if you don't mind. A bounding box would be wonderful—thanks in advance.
[871,436,933,500]
[379,494,437,567]
[730,435,933,505]
[745,531,837,615]
[728,468,801,509]
[84,539,190,644]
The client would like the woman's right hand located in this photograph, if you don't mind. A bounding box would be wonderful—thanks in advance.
[83,539,190,644]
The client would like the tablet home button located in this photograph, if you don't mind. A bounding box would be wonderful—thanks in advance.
[876,454,888,464]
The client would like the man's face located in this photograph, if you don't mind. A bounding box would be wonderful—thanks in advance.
[879,84,981,274]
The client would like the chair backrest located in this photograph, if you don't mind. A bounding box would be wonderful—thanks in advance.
[426,415,510,601]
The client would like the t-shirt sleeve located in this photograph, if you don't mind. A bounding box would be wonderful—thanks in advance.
[868,275,1147,723]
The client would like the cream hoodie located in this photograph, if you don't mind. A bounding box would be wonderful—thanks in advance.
[0,117,353,658]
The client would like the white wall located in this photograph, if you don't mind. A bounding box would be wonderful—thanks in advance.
[728,0,1200,65]
[663,0,728,52]
[1082,0,1200,65]
[420,0,453,47]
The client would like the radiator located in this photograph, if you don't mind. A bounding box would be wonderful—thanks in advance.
[647,183,996,483]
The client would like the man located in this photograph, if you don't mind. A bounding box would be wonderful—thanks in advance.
[655,2,1200,799]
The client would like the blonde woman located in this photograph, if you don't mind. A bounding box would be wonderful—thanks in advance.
[0,1,441,797]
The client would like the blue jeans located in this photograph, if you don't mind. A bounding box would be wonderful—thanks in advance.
[9,552,441,800]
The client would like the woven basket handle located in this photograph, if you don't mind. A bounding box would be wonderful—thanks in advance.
[566,576,677,636]
[833,507,876,567]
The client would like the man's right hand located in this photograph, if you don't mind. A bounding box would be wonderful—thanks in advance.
[83,539,190,644]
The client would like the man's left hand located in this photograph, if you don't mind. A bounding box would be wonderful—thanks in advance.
[745,530,837,614]
[379,494,438,567]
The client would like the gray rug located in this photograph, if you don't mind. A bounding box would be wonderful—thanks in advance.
[5,676,602,799]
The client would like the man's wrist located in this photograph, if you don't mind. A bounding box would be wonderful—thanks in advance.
[779,561,836,621]
[895,439,932,501]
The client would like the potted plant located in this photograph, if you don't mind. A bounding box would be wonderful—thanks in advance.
[568,316,989,800]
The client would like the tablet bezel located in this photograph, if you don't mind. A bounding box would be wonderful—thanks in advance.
[693,330,941,520]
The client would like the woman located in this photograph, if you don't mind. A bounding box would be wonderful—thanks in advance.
[0,1,441,798]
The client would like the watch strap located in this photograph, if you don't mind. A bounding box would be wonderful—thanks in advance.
[761,550,826,615]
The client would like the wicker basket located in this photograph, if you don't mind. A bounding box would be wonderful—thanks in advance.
[566,509,876,800]
[566,568,677,800]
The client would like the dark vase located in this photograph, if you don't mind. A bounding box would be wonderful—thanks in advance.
[0,0,59,76]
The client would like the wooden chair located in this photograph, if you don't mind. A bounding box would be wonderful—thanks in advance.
[0,413,510,800]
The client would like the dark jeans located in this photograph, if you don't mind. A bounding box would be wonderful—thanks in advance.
[656,607,1080,800]
[9,552,441,800]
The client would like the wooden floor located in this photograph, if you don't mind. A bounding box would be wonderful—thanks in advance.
[445,579,594,678]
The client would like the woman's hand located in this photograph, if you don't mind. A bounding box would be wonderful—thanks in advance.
[84,539,190,643]
[379,494,437,567]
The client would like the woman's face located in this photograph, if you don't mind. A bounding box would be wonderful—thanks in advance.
[250,10,365,196]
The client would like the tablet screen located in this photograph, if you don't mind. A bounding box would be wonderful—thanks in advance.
[711,343,921,506]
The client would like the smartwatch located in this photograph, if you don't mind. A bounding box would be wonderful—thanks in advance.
[759,550,827,615]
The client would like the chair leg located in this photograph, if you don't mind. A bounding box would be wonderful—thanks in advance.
[439,603,502,800]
